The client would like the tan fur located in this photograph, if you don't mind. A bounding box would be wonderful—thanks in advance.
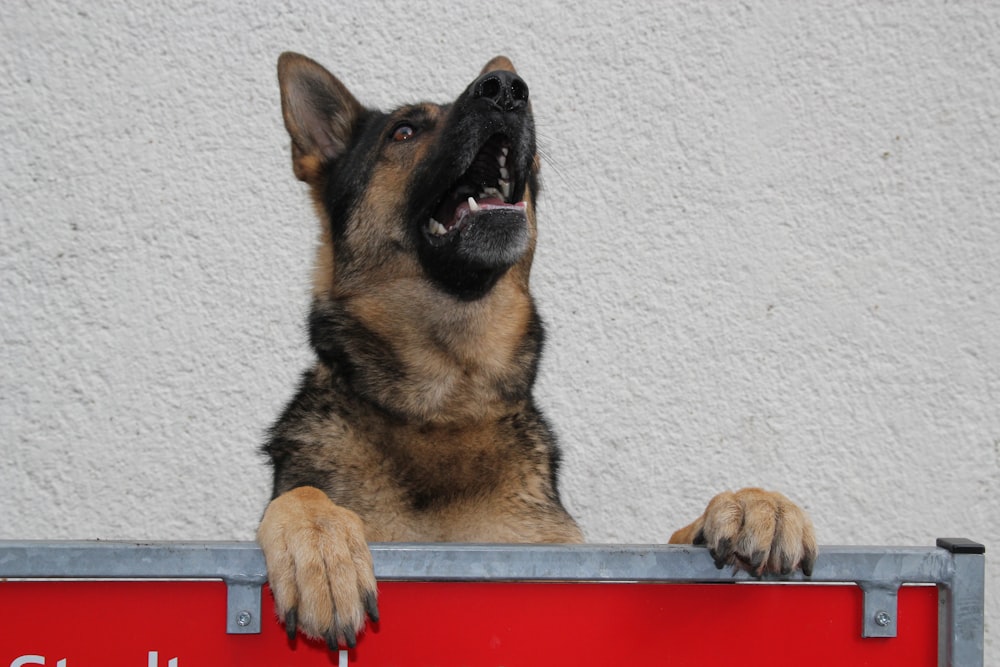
[481,56,517,74]
[345,280,533,424]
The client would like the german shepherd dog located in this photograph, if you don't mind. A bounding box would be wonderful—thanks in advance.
[257,52,818,649]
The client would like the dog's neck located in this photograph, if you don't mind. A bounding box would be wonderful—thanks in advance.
[310,274,542,425]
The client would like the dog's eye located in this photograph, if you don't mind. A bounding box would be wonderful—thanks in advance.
[391,124,416,142]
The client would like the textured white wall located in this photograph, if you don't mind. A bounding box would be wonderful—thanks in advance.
[2,0,997,659]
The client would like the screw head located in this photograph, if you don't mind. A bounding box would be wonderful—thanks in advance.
[874,610,891,627]
[236,610,253,627]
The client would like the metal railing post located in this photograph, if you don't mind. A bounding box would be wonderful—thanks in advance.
[936,538,986,667]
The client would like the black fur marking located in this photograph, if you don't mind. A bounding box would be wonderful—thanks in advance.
[308,300,408,416]
[406,74,538,299]
[263,365,364,499]
[319,111,388,246]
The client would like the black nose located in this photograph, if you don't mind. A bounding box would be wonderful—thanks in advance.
[473,70,529,112]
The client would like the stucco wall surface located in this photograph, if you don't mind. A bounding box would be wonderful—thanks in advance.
[2,0,997,660]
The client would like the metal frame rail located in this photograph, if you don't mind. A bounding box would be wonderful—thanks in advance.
[0,538,985,666]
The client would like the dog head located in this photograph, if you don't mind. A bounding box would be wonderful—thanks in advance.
[277,53,540,302]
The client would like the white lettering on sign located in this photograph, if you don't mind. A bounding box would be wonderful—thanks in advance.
[9,652,174,667]
[147,652,178,667]
[9,658,66,667]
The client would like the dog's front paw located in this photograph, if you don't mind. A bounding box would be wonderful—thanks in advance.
[257,486,379,649]
[671,488,817,577]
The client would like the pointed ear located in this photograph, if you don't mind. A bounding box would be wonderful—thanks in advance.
[480,55,516,75]
[277,52,364,182]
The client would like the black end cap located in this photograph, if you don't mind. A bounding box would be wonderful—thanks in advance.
[936,537,985,554]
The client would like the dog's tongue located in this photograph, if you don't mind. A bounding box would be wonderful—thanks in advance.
[446,197,526,230]
[428,196,528,238]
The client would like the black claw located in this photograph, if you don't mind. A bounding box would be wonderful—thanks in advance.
[802,554,815,577]
[364,591,380,623]
[780,552,795,576]
[712,537,733,569]
[285,608,297,642]
[325,631,339,651]
[343,629,357,649]
[749,550,767,573]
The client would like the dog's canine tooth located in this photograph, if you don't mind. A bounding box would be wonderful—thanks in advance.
[499,167,509,180]
[501,146,509,156]
[468,196,480,213]
[498,154,506,168]
[499,181,511,200]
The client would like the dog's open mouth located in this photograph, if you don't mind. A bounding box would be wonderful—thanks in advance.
[424,134,526,240]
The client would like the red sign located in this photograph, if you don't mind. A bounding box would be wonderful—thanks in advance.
[1,580,936,666]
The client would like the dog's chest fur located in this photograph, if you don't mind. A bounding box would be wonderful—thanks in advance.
[268,369,580,543]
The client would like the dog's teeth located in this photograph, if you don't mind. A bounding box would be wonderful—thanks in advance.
[500,181,511,200]
[468,196,480,213]
[499,167,509,180]
[501,147,509,157]
[498,154,506,168]
[427,218,448,236]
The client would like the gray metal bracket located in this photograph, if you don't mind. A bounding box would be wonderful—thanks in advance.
[860,581,900,638]
[225,579,262,634]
